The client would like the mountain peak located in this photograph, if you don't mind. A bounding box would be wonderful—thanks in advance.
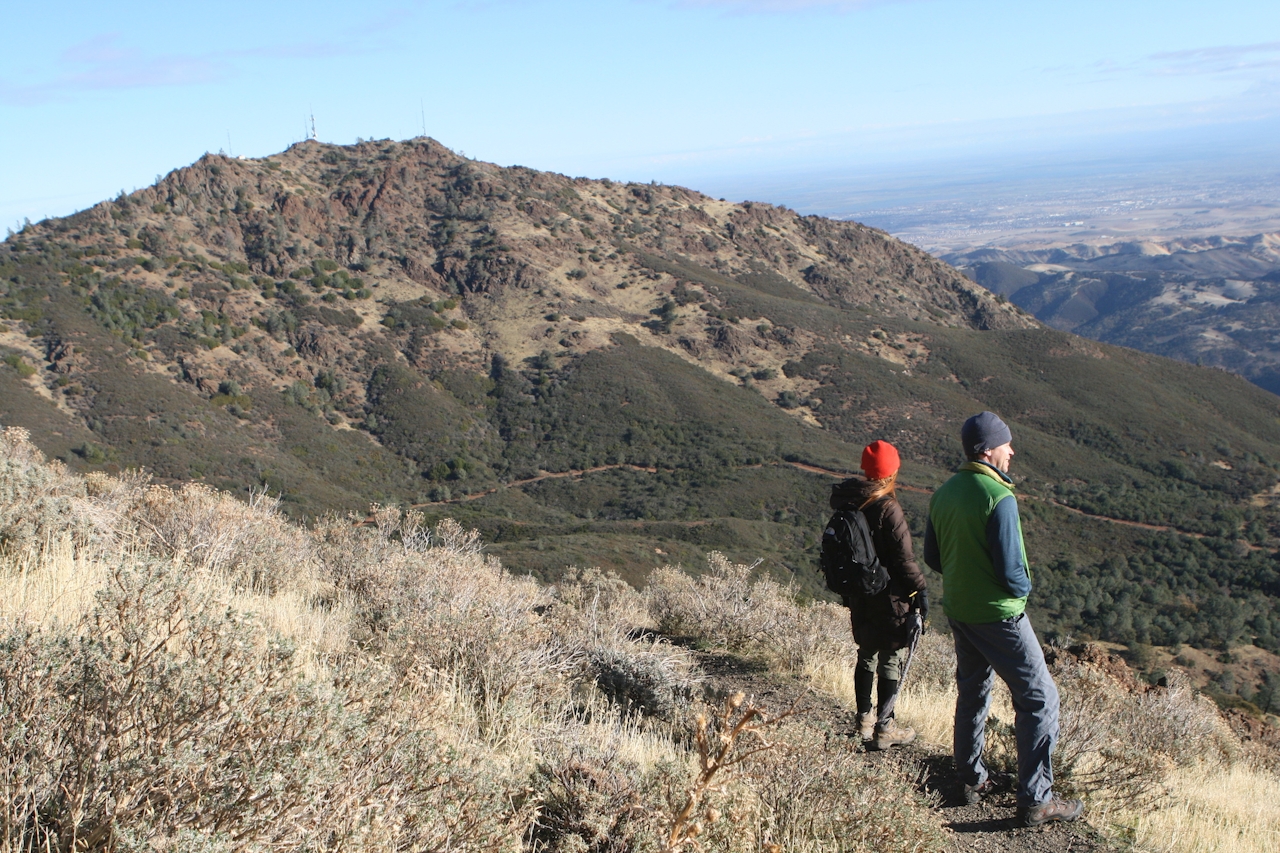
[12,136,1030,392]
[0,139,1034,468]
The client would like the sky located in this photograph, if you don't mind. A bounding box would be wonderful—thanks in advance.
[3,0,1280,231]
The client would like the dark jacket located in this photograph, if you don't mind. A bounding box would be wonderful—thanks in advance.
[830,477,928,650]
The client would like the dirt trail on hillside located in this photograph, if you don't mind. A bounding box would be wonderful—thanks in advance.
[409,464,661,507]
[785,461,1202,536]
[409,460,1209,539]
[693,648,1120,853]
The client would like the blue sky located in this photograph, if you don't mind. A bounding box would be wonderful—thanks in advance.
[3,0,1279,230]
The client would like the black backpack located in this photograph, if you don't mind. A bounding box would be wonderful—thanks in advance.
[820,508,889,602]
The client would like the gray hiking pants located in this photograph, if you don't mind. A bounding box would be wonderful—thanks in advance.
[950,613,1059,807]
[855,645,908,726]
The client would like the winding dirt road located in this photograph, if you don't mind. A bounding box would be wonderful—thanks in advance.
[408,460,1210,539]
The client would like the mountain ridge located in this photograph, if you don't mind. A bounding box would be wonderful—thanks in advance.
[949,231,1280,278]
[5,138,1280,682]
[2,137,1029,445]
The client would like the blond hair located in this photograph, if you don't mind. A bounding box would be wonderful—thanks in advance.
[859,471,898,510]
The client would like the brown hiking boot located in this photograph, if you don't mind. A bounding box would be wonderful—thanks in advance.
[962,771,1010,804]
[1016,797,1084,827]
[871,719,915,750]
[962,778,997,805]
[855,712,876,741]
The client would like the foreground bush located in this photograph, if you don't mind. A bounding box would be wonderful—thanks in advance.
[1,428,1268,852]
[0,427,85,550]
[1050,658,1233,807]
[84,475,314,593]
[647,551,851,671]
[743,724,942,852]
[0,555,527,851]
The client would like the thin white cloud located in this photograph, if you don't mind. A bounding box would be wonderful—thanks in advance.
[0,12,406,107]
[1148,41,1280,76]
[1245,78,1280,97]
[0,34,228,105]
[673,0,909,12]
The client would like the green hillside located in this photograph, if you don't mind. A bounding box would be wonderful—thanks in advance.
[4,139,1280,705]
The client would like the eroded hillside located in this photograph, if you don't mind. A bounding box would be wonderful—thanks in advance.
[948,234,1280,394]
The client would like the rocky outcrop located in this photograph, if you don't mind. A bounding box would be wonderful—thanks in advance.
[3,135,1036,438]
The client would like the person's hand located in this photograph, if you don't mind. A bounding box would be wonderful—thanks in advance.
[914,589,929,621]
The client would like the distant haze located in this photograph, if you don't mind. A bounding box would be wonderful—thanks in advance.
[3,0,1280,231]
[680,115,1280,253]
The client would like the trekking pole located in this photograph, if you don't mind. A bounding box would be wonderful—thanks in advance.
[878,610,923,722]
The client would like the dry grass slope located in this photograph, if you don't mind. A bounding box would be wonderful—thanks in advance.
[1,425,1277,852]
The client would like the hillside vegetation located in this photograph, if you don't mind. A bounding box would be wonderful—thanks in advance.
[4,427,1278,852]
[3,139,1280,709]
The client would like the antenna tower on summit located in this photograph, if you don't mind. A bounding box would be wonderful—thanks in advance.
[308,113,317,141]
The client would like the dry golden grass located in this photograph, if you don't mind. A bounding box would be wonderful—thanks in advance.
[538,687,687,772]
[228,584,353,678]
[0,538,347,679]
[2,428,1275,853]
[0,537,105,630]
[1108,762,1280,853]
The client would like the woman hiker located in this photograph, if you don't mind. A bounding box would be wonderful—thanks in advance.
[830,440,929,750]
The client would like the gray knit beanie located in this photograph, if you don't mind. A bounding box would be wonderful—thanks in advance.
[961,411,1012,457]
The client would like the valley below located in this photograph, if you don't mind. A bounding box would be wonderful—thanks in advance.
[945,232,1280,395]
[829,164,1280,396]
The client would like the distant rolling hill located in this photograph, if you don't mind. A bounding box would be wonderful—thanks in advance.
[4,139,1280,685]
[947,235,1280,395]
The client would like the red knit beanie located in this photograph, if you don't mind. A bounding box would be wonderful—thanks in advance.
[861,440,900,480]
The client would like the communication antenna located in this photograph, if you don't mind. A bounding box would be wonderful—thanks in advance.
[420,100,427,137]
[308,111,317,141]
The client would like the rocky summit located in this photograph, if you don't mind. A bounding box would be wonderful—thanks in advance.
[11,137,1024,409]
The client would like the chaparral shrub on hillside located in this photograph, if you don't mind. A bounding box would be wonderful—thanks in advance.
[79,470,315,593]
[0,555,528,852]
[0,426,86,551]
[1,427,1270,853]
[646,551,852,671]
[1048,653,1235,808]
[744,723,943,852]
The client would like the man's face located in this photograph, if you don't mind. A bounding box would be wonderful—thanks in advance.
[983,442,1015,473]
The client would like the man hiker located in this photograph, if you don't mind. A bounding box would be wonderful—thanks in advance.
[922,412,1084,827]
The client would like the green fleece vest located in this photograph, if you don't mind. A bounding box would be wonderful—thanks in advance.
[929,462,1029,623]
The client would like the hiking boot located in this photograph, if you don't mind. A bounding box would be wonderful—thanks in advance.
[961,771,1009,804]
[855,712,876,741]
[871,720,915,750]
[962,778,997,805]
[1016,797,1084,827]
